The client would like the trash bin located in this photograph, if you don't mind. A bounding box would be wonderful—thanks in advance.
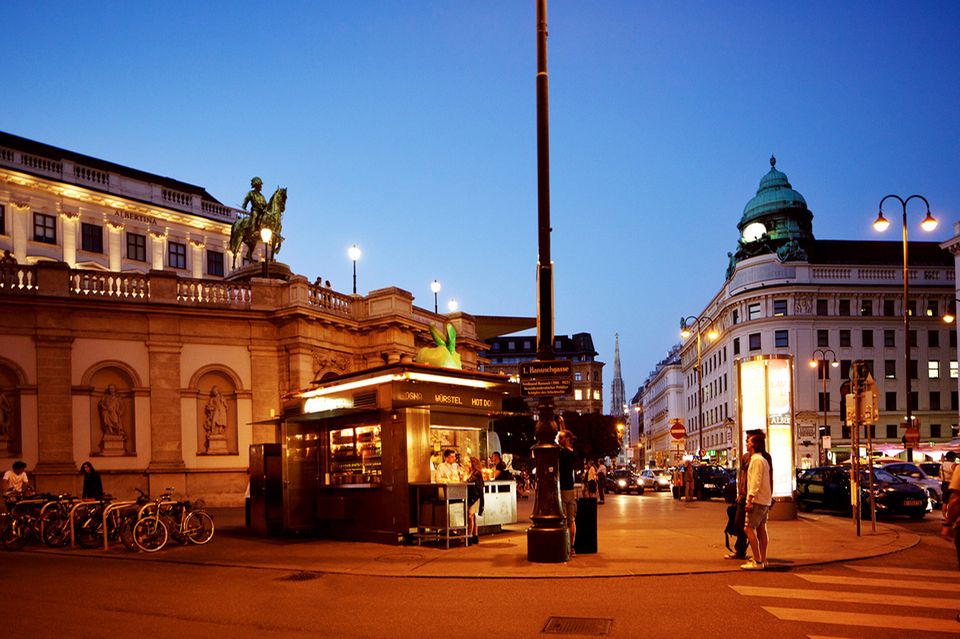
[574,497,597,554]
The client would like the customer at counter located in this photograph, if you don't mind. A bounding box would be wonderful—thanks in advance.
[467,456,485,544]
[434,449,462,482]
[490,451,513,481]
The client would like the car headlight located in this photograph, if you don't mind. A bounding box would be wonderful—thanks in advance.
[636,479,643,485]
[703,483,716,489]
[617,479,626,487]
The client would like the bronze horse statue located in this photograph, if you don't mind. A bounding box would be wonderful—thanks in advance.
[230,187,286,268]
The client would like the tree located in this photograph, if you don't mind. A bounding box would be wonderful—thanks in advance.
[490,396,535,464]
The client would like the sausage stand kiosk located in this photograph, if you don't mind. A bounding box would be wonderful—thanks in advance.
[274,363,519,543]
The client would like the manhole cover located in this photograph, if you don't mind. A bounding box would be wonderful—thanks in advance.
[375,553,425,563]
[542,616,612,636]
[275,571,320,582]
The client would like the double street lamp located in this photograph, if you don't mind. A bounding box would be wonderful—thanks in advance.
[809,348,839,465]
[680,315,719,457]
[873,195,937,462]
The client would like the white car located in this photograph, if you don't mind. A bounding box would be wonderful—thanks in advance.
[877,461,943,510]
[639,468,672,492]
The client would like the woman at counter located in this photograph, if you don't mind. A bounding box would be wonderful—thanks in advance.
[467,456,484,544]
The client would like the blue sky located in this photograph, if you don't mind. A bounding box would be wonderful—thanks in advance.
[3,1,959,408]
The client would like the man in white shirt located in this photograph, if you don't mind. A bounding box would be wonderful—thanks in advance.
[2,460,31,508]
[434,449,461,482]
[742,433,773,571]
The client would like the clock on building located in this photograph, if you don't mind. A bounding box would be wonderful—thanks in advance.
[742,221,767,242]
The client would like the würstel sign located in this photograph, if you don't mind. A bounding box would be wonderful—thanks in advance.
[519,360,573,397]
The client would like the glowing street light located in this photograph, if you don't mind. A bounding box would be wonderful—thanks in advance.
[447,298,458,313]
[431,280,441,314]
[348,244,361,295]
[259,227,273,277]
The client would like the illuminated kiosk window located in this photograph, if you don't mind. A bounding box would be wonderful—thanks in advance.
[429,425,484,470]
[737,355,795,499]
[328,425,382,486]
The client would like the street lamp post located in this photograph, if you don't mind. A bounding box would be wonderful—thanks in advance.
[447,298,458,313]
[873,195,937,462]
[259,227,273,278]
[431,280,441,314]
[680,315,719,458]
[809,348,839,465]
[348,244,361,295]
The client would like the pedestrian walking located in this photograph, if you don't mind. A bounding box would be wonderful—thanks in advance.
[941,452,956,509]
[741,432,773,570]
[683,459,695,502]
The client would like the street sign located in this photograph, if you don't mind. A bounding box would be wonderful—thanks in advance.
[822,435,832,449]
[904,426,921,446]
[518,360,573,397]
[797,424,817,440]
[670,421,686,440]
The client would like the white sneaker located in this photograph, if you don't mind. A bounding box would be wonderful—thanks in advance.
[740,560,765,571]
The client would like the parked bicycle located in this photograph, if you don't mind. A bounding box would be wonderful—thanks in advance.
[132,488,214,552]
[2,493,65,551]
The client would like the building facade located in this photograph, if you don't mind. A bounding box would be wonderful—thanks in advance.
[636,345,683,468]
[672,158,956,467]
[0,132,495,504]
[479,332,605,414]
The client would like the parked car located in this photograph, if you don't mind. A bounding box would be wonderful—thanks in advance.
[671,464,733,500]
[875,461,942,509]
[919,462,941,481]
[639,469,672,492]
[605,469,645,495]
[796,466,927,519]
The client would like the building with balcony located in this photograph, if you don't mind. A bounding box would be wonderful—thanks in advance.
[0,132,499,504]
[479,332,605,414]
[673,157,956,467]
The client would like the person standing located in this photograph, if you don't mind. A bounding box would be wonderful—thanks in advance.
[596,460,607,504]
[585,461,598,499]
[80,461,104,500]
[557,430,577,556]
[941,452,956,508]
[742,433,774,570]
[2,460,31,509]
[683,459,695,503]
[435,449,461,482]
[725,452,751,560]
[466,456,485,544]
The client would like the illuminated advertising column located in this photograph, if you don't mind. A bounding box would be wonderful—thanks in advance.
[736,355,796,518]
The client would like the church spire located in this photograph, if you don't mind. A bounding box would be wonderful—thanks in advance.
[611,333,626,417]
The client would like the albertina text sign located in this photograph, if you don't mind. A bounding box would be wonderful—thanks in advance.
[519,360,573,397]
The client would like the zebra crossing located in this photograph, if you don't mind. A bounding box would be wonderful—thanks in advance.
[729,564,960,636]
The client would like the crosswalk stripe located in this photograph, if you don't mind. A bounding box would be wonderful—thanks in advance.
[731,584,959,609]
[763,607,960,634]
[798,574,949,592]
[845,564,960,580]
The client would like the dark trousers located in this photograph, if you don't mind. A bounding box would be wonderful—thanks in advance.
[598,478,605,503]
[734,500,748,557]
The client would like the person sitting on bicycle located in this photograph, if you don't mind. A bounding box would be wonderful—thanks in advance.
[3,460,33,509]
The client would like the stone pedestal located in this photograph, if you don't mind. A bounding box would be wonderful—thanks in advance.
[205,434,229,455]
[100,434,127,456]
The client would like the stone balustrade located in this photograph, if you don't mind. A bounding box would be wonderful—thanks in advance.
[0,264,38,292]
[69,270,149,299]
[306,282,353,317]
[177,278,252,305]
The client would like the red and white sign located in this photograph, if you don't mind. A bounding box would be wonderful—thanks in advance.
[904,426,921,446]
[670,422,686,440]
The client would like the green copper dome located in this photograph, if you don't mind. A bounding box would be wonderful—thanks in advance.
[739,156,808,226]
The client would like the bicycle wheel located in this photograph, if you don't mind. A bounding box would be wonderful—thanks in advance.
[41,512,71,548]
[119,517,138,552]
[76,516,103,549]
[133,517,168,553]
[184,511,215,545]
[2,518,28,551]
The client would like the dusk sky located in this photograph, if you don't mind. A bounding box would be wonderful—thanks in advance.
[4,1,958,409]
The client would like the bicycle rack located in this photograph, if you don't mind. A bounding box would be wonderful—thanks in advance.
[39,496,78,541]
[101,500,138,550]
[67,501,100,547]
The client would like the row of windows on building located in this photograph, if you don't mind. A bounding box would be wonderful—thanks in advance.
[830,422,958,440]
[684,402,731,432]
[731,297,949,324]
[2,210,226,276]
[572,389,602,402]
[731,328,957,356]
[815,358,959,381]
[819,389,959,414]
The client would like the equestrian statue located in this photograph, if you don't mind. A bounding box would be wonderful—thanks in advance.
[230,176,287,268]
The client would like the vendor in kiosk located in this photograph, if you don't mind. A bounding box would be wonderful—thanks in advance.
[434,449,462,482]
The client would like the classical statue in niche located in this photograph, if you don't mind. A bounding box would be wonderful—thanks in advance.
[0,390,11,439]
[98,384,125,437]
[202,386,230,454]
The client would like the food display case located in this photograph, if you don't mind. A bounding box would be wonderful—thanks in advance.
[327,425,382,486]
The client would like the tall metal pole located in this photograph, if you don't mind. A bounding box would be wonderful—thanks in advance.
[696,330,703,456]
[527,0,567,564]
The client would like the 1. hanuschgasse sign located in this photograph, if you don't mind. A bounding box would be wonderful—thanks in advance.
[519,360,573,397]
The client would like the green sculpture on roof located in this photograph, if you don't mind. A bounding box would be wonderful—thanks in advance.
[415,323,462,369]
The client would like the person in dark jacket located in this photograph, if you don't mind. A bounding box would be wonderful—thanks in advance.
[80,461,104,499]
[725,452,751,560]
[466,456,485,544]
